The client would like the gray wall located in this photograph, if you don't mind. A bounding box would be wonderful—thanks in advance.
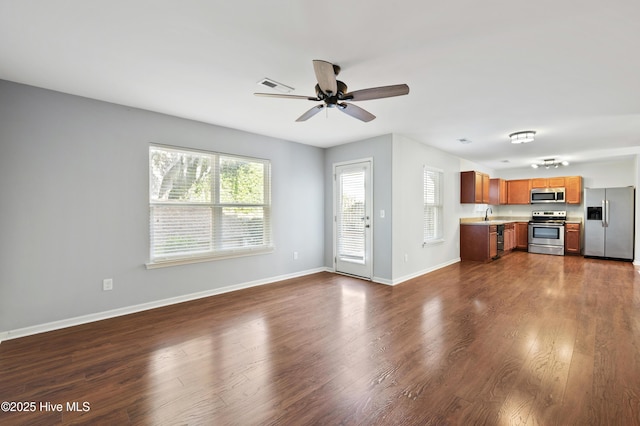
[391,135,480,283]
[0,80,326,333]
[324,135,393,282]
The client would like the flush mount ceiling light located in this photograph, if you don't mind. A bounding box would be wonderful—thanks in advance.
[509,130,536,144]
[531,158,570,169]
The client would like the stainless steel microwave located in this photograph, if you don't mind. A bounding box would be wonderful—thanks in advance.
[530,187,566,204]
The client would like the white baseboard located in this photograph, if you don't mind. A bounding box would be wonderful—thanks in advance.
[0,267,329,343]
[329,259,460,286]
[387,258,461,286]
[372,276,393,285]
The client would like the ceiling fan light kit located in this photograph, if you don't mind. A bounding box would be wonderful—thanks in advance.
[254,60,410,122]
[509,130,536,144]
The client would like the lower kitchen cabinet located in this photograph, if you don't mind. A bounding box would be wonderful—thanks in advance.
[461,224,498,262]
[515,222,529,250]
[504,222,516,251]
[565,223,581,254]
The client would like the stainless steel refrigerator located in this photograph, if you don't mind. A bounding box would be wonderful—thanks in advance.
[584,186,635,260]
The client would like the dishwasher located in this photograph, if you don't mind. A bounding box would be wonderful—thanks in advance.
[495,224,505,258]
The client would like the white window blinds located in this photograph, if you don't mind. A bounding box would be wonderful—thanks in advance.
[423,167,444,244]
[337,169,366,263]
[149,145,272,264]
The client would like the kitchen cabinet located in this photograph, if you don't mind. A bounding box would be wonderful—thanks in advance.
[507,179,532,205]
[529,175,582,203]
[489,178,507,205]
[460,171,490,204]
[565,176,582,204]
[565,223,581,254]
[531,177,566,188]
[504,222,516,251]
[515,222,529,249]
[460,224,497,261]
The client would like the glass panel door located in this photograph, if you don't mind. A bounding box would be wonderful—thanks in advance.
[335,161,372,279]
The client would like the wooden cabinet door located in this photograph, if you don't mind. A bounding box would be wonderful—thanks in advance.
[489,178,507,205]
[531,176,566,188]
[503,228,511,251]
[565,176,582,204]
[548,177,566,187]
[505,225,516,250]
[461,171,490,204]
[531,178,548,188]
[507,179,532,204]
[461,224,492,261]
[461,171,479,203]
[565,223,581,254]
[515,222,529,249]
[482,173,490,204]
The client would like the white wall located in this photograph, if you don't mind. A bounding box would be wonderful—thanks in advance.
[324,135,393,282]
[0,81,326,335]
[390,135,493,283]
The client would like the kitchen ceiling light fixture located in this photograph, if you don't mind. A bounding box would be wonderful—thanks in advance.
[509,130,536,144]
[531,158,570,169]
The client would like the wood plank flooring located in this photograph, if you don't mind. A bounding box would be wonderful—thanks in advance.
[2,252,640,425]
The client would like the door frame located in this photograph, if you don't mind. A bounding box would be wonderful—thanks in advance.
[333,158,374,280]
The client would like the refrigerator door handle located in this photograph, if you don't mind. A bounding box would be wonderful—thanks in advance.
[605,199,610,227]
[602,200,607,227]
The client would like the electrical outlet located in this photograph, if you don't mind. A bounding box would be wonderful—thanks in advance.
[103,278,113,291]
[404,254,409,262]
[293,251,299,260]
[380,209,385,218]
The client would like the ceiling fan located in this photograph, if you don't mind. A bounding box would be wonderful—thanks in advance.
[254,60,410,122]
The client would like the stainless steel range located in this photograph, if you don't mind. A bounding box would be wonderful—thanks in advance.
[528,210,566,256]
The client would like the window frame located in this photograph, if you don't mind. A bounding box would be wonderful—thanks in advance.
[147,144,273,269]
[423,166,444,246]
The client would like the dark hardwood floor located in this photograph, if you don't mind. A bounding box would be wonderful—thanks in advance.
[2,252,640,425]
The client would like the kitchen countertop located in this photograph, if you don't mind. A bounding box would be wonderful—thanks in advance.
[460,217,583,225]
[460,220,516,226]
[460,217,528,225]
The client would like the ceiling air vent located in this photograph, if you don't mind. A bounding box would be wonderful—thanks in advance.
[257,78,294,93]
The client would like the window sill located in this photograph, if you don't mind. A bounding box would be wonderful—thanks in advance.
[423,239,445,247]
[145,246,275,269]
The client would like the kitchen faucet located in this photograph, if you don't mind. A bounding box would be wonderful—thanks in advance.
[484,207,492,221]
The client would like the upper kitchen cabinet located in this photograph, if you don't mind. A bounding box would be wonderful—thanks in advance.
[565,176,582,204]
[489,178,507,205]
[460,171,490,204]
[531,177,566,188]
[506,179,532,204]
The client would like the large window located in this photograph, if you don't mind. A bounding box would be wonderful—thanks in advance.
[148,145,272,266]
[423,166,444,245]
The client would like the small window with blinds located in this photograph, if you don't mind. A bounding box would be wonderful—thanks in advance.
[423,166,444,245]
[148,145,272,266]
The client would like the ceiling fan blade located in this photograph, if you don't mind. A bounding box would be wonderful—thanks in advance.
[338,103,376,122]
[345,84,410,101]
[296,104,325,122]
[312,60,338,95]
[254,93,319,101]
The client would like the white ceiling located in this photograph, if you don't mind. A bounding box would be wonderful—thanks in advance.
[2,0,640,170]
